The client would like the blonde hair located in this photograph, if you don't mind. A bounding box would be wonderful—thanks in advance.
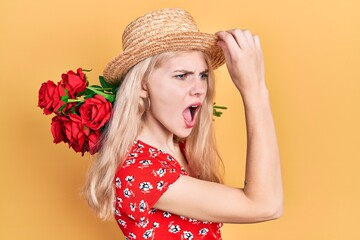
[83,51,223,220]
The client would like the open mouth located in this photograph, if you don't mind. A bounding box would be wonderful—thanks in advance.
[189,106,197,119]
[183,103,201,128]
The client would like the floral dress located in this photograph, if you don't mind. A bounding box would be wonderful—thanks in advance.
[114,140,222,240]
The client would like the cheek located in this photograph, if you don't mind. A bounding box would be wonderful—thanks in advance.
[149,89,184,123]
[150,82,184,103]
[152,92,182,112]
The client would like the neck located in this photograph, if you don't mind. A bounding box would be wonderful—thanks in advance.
[137,115,177,153]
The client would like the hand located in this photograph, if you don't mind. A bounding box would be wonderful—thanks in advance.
[216,29,266,96]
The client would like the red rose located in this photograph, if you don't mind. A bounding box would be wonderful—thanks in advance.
[51,115,69,143]
[52,84,69,114]
[38,80,57,115]
[87,130,101,154]
[79,95,112,130]
[64,114,90,155]
[60,68,87,98]
[39,68,116,155]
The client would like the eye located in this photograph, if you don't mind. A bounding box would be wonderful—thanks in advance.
[175,73,187,80]
[200,72,209,80]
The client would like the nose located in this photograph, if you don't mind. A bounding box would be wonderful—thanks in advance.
[189,77,207,97]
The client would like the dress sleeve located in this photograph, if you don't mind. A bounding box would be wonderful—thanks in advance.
[114,155,181,220]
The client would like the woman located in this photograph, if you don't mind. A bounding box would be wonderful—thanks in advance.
[84,8,283,239]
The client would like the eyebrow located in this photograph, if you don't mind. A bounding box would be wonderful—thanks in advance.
[173,69,209,74]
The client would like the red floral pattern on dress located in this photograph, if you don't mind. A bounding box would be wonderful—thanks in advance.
[114,140,222,239]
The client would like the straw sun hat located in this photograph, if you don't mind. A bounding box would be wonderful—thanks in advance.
[103,8,225,85]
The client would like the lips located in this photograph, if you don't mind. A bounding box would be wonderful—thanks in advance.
[183,103,201,128]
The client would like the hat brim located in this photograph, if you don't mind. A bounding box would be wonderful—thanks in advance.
[103,32,225,85]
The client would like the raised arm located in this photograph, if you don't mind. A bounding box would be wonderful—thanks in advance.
[154,29,283,224]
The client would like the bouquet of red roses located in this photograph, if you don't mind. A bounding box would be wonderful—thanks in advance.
[38,68,226,155]
[38,68,116,155]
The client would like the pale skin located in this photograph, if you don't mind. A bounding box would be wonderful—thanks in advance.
[138,29,283,224]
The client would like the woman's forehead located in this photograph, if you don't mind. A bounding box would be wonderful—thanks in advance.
[156,51,208,72]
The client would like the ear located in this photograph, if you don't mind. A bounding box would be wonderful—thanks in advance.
[140,83,148,98]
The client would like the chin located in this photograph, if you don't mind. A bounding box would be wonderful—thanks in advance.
[174,128,193,139]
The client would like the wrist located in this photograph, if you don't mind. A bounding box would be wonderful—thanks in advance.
[240,84,270,107]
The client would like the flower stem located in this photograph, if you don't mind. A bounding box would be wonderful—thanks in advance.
[67,99,83,103]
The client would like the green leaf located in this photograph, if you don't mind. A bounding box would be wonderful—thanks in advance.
[75,102,82,109]
[71,107,77,114]
[99,75,113,89]
[60,89,69,103]
[57,103,67,113]
[100,75,119,96]
[89,85,103,89]
[99,92,115,102]
[82,69,92,72]
[77,90,86,96]
[84,88,95,96]
[212,102,227,118]
[61,95,68,103]
[87,86,115,102]
[105,95,115,102]
[84,92,96,99]
[213,105,227,109]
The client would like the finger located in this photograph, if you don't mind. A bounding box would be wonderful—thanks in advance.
[242,30,256,48]
[216,35,233,65]
[216,31,241,57]
[226,29,249,49]
[254,35,262,52]
[227,29,256,49]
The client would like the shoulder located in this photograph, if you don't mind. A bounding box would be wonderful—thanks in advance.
[114,141,184,220]
[119,141,178,172]
[120,140,181,169]
[114,140,183,189]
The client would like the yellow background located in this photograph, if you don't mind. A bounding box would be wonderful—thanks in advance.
[1,0,359,239]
